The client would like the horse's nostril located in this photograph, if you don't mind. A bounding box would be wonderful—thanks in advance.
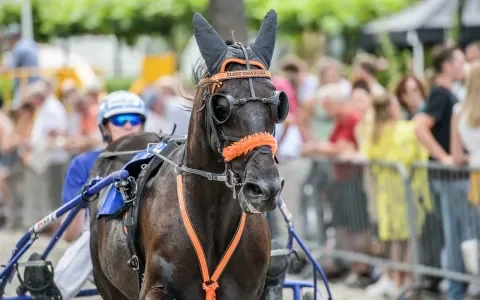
[245,182,263,196]
[244,182,265,197]
[251,185,262,195]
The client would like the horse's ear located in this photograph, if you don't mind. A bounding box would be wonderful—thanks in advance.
[251,9,278,70]
[193,13,228,74]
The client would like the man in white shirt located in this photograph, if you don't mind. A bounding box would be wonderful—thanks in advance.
[23,81,69,228]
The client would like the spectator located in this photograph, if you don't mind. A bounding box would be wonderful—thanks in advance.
[272,75,304,158]
[300,58,352,143]
[84,80,104,105]
[1,24,40,109]
[465,42,480,64]
[393,74,427,120]
[349,79,372,117]
[64,92,103,154]
[352,55,386,149]
[360,93,432,296]
[280,55,318,105]
[22,81,68,229]
[143,88,166,134]
[44,79,70,207]
[155,76,191,136]
[0,91,14,228]
[60,79,78,104]
[352,54,386,97]
[414,45,469,300]
[314,56,351,95]
[302,84,372,286]
[450,63,480,300]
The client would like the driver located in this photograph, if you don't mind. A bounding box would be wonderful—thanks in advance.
[53,91,147,300]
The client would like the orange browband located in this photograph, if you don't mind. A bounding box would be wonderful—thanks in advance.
[198,58,271,93]
[222,132,277,162]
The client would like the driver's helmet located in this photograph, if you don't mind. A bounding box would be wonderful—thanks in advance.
[97,90,147,126]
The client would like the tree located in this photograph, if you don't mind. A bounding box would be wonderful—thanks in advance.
[208,0,248,43]
[0,0,420,43]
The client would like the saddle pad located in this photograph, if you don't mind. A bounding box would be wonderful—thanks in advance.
[96,142,168,218]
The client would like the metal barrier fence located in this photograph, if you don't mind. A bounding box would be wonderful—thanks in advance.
[274,157,480,292]
[4,155,480,290]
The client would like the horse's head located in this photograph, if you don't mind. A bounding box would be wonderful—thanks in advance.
[193,10,288,214]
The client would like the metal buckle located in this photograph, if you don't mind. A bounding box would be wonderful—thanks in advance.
[146,143,158,153]
[117,177,137,204]
[226,169,239,200]
[127,255,139,271]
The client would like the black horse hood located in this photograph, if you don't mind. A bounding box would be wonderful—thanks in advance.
[193,9,277,74]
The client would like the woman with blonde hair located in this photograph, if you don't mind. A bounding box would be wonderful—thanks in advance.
[451,61,480,214]
[360,93,432,297]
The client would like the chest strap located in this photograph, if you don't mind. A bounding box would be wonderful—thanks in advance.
[176,174,246,300]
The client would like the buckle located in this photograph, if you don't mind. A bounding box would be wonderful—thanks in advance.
[127,255,139,271]
[116,177,137,204]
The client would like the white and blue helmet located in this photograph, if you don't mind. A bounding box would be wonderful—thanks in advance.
[97,90,147,126]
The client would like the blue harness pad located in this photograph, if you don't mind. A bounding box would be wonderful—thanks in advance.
[97,142,168,218]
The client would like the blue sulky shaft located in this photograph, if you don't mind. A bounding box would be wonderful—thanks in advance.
[0,170,129,296]
[277,197,333,300]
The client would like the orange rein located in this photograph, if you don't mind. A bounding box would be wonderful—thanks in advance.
[222,132,277,162]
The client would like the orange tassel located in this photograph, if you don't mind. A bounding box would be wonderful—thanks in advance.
[222,132,277,162]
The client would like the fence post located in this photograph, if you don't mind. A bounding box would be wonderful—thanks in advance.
[396,162,421,285]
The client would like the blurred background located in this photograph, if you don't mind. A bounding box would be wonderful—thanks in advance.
[1,0,480,299]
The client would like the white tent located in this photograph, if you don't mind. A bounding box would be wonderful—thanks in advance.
[362,0,480,48]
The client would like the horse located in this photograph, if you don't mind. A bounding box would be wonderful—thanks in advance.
[88,9,289,300]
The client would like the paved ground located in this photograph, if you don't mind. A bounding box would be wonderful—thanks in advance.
[0,230,377,300]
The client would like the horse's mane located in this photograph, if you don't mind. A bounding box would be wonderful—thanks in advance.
[192,58,208,85]
[174,58,207,114]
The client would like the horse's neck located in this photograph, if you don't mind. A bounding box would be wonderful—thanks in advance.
[183,126,243,256]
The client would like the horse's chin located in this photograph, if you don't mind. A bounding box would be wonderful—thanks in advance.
[238,195,277,214]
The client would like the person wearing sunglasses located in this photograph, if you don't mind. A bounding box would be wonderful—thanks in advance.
[50,91,147,300]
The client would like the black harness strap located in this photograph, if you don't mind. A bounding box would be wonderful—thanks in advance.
[122,139,183,293]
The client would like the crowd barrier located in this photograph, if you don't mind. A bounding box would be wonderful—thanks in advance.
[274,157,480,291]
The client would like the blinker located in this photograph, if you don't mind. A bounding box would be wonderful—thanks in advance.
[208,91,290,125]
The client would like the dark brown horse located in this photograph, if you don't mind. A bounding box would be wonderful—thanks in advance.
[88,9,288,300]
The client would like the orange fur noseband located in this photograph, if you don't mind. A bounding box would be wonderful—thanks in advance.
[222,132,277,162]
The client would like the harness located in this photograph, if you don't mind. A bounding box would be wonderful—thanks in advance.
[108,43,289,300]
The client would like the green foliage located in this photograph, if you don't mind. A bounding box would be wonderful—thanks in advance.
[376,31,412,88]
[246,0,419,35]
[1,0,419,41]
[106,77,134,92]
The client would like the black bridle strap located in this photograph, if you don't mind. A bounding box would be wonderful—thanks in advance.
[99,147,228,183]
[239,44,256,99]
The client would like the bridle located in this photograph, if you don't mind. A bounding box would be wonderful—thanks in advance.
[100,43,289,202]
[193,43,289,199]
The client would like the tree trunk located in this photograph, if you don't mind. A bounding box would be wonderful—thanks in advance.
[208,0,248,44]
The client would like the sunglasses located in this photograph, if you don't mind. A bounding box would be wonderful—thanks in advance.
[108,113,144,127]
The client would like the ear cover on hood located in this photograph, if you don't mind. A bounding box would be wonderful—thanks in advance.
[193,9,278,74]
